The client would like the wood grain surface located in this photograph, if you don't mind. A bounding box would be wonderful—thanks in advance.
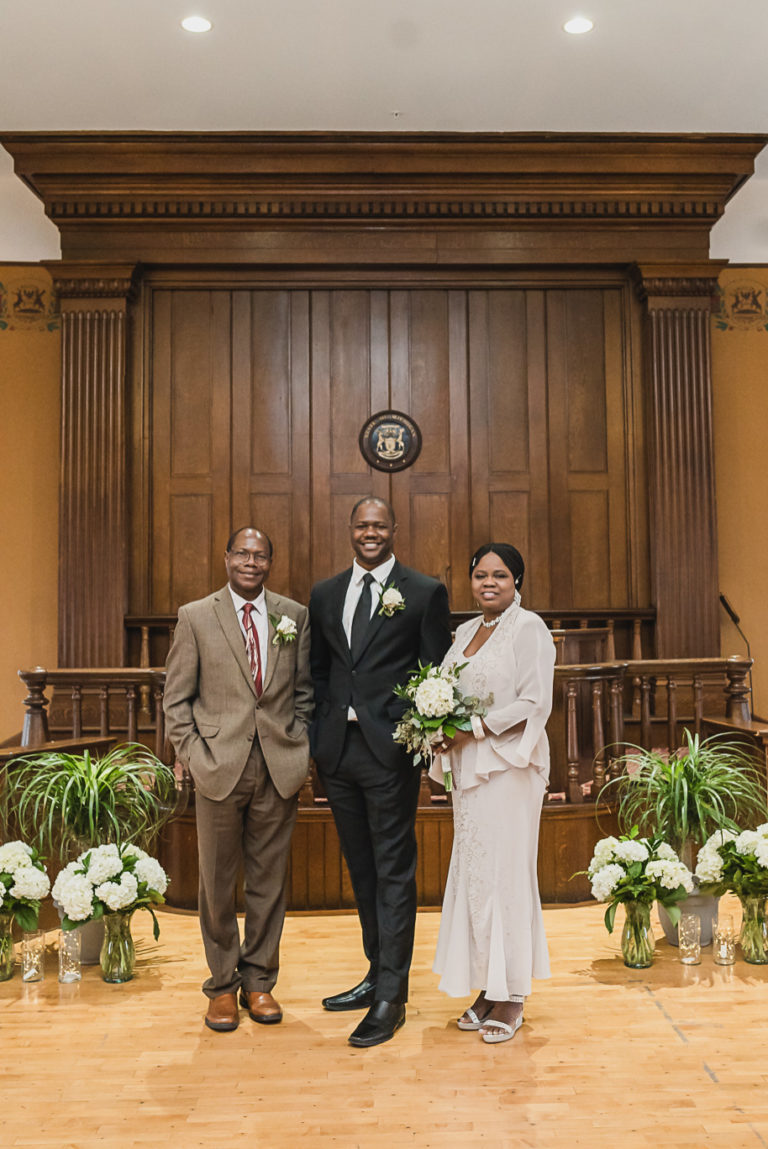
[2,896,766,1148]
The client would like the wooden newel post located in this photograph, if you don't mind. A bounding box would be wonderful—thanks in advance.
[18,667,51,748]
[725,657,752,725]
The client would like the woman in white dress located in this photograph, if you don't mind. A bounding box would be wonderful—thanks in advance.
[430,543,555,1044]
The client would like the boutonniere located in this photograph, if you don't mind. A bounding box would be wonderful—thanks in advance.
[269,613,298,646]
[378,584,406,618]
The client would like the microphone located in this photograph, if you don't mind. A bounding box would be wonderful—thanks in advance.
[719,592,753,716]
[719,593,740,626]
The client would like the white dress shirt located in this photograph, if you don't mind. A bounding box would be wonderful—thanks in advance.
[342,554,396,720]
[228,586,269,678]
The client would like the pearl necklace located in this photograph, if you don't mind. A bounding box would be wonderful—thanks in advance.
[480,615,501,629]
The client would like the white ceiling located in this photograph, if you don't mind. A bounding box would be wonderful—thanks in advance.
[2,0,767,262]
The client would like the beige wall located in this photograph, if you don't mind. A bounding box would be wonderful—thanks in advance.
[0,266,60,739]
[712,268,768,718]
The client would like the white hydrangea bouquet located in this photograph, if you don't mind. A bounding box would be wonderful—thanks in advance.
[392,661,491,790]
[695,825,768,897]
[587,831,694,933]
[52,843,169,940]
[0,840,51,931]
[696,826,768,963]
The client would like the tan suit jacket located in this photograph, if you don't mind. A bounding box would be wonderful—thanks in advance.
[164,585,313,801]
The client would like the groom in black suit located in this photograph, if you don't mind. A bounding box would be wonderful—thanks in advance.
[309,497,452,1047]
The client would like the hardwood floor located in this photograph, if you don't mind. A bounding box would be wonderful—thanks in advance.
[2,897,767,1148]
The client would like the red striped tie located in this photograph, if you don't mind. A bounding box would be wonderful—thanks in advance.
[242,603,263,697]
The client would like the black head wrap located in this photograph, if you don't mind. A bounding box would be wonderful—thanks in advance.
[469,543,525,589]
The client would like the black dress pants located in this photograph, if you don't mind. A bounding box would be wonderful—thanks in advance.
[319,724,421,1003]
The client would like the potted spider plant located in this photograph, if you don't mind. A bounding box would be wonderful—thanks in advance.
[599,729,767,944]
[1,743,179,961]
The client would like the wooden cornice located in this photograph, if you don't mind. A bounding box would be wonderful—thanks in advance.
[3,131,764,226]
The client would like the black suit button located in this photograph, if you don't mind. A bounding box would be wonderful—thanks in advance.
[352,670,357,676]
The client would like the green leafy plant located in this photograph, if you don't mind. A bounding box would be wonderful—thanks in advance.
[600,729,767,860]
[2,743,178,857]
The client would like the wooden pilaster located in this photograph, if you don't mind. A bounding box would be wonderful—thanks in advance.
[48,263,138,666]
[635,263,725,657]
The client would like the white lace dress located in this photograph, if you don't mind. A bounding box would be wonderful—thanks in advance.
[430,603,555,1001]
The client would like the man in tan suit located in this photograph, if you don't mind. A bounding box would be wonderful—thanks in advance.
[164,526,312,1032]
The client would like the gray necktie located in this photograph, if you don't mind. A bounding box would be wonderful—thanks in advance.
[350,573,375,661]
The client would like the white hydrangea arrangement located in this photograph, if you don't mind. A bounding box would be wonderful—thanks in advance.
[586,832,694,933]
[392,661,492,786]
[0,840,51,931]
[695,825,768,897]
[52,843,169,940]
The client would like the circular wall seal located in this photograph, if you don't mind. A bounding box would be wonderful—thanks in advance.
[359,410,423,472]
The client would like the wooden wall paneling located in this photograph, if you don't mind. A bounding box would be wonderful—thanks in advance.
[468,288,550,610]
[390,291,460,589]
[150,290,232,612]
[54,265,136,666]
[231,290,311,602]
[312,290,389,582]
[603,289,632,607]
[637,266,722,656]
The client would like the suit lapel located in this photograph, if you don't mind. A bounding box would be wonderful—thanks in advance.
[352,561,408,665]
[260,590,280,696]
[332,569,354,662]
[212,587,258,698]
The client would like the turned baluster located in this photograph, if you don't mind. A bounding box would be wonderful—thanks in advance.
[591,680,606,793]
[632,618,643,660]
[725,658,752,725]
[566,678,583,804]
[693,675,704,734]
[666,677,678,752]
[418,768,434,808]
[98,684,110,736]
[139,623,152,721]
[152,679,167,760]
[298,768,316,807]
[608,677,624,776]
[18,668,51,748]
[640,676,652,748]
[606,619,616,661]
[126,685,138,743]
[71,683,83,738]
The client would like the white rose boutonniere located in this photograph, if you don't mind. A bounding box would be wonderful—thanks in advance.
[378,584,405,618]
[269,613,298,646]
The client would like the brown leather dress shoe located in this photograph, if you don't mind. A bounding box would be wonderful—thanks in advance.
[239,988,283,1025]
[204,992,239,1032]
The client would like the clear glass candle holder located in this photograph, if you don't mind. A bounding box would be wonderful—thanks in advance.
[678,912,701,965]
[58,929,82,983]
[21,929,46,982]
[713,913,736,966]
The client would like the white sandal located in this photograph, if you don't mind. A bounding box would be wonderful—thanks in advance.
[480,1013,523,1044]
[457,1006,489,1031]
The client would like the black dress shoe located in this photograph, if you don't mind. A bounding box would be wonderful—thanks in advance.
[348,1001,406,1048]
[322,974,377,1012]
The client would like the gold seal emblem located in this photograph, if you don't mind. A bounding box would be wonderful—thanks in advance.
[359,411,422,473]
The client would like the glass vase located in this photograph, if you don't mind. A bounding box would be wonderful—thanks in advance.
[738,895,768,965]
[99,911,136,983]
[621,900,655,968]
[0,912,14,981]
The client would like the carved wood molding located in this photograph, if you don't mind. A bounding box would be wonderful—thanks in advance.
[632,262,728,310]
[47,262,139,305]
[5,132,764,229]
[43,196,727,224]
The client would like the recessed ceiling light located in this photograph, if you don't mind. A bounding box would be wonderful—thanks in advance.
[181,15,212,33]
[564,16,594,34]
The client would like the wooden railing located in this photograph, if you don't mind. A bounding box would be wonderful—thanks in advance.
[126,607,656,669]
[14,653,750,810]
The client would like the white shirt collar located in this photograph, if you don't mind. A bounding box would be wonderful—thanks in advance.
[228,586,266,614]
[352,554,396,587]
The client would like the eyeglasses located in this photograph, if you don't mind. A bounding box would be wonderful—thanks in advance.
[229,550,270,565]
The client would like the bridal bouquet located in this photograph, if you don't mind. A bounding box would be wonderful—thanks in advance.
[587,831,694,932]
[52,842,169,939]
[0,840,51,931]
[392,662,491,789]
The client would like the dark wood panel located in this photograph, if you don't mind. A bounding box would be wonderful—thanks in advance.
[569,490,611,606]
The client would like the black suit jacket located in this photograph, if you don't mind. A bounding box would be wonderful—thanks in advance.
[309,560,452,772]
